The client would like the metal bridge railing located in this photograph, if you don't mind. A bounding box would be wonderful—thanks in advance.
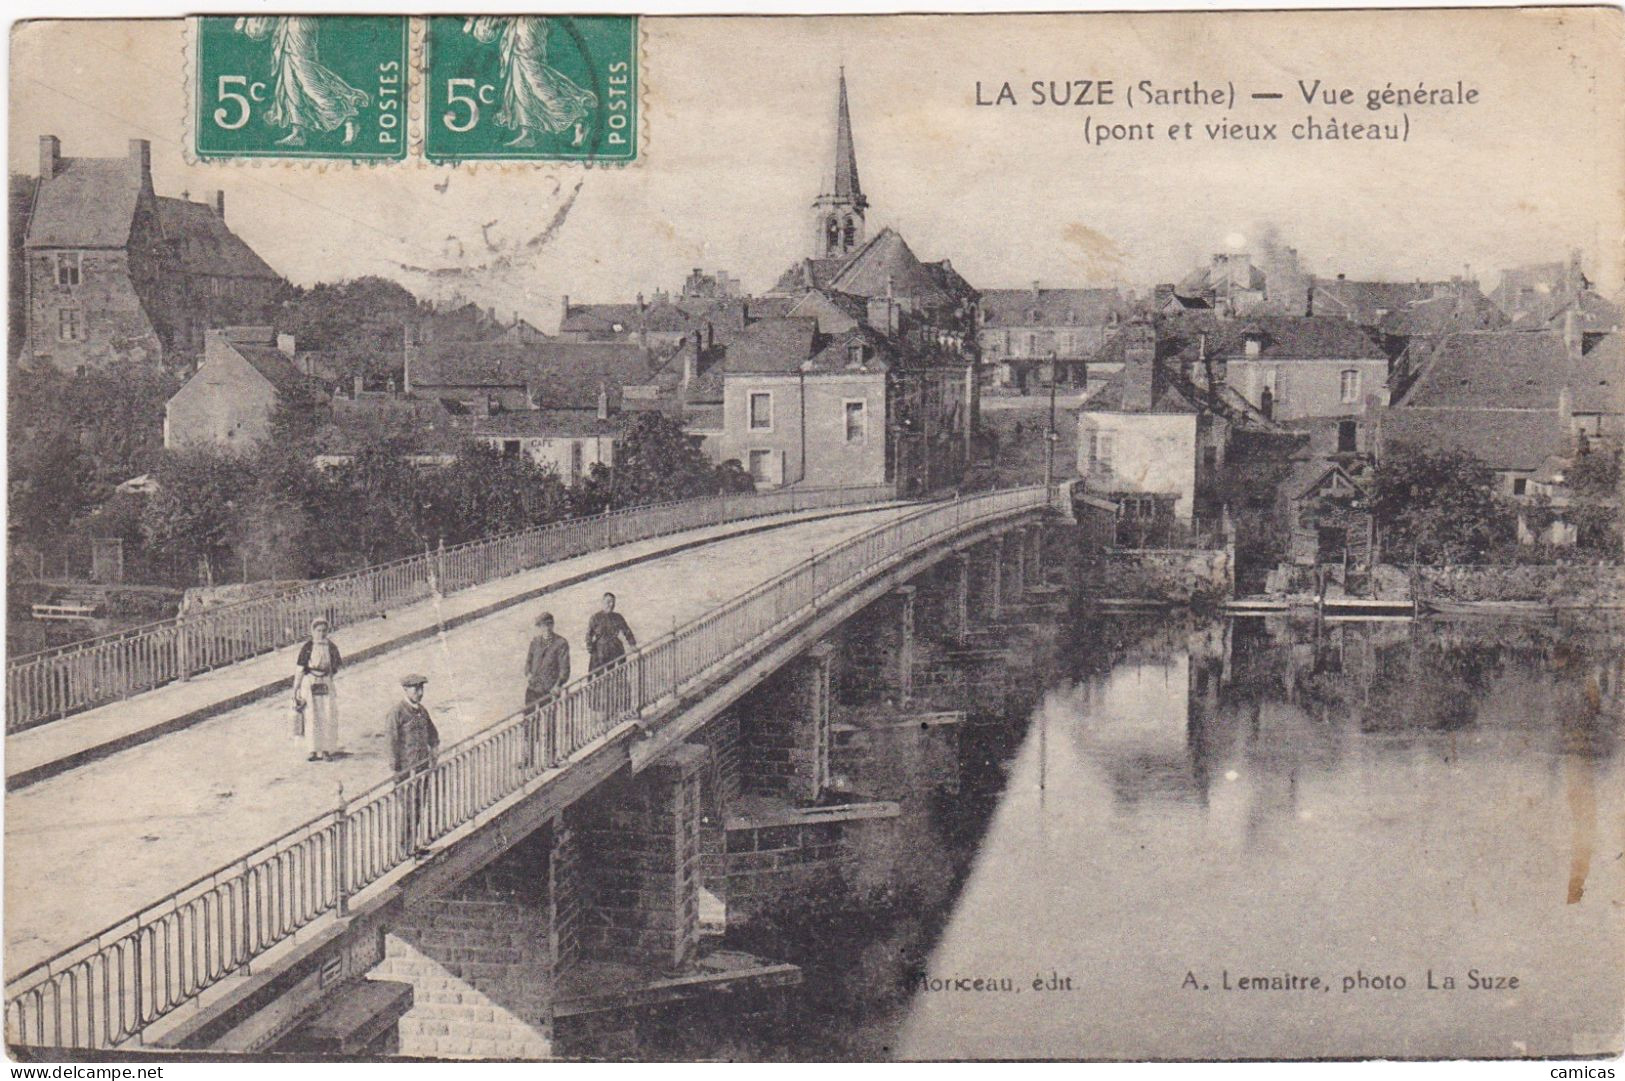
[4,484,1053,1051]
[5,485,896,734]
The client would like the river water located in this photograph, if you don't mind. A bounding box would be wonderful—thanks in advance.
[690,611,1625,1061]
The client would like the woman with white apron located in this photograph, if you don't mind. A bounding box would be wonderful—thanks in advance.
[294,618,343,761]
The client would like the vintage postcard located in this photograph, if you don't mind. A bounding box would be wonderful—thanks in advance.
[4,6,1623,1068]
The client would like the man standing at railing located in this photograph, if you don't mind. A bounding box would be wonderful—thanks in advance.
[523,611,570,768]
[587,592,637,716]
[389,673,440,860]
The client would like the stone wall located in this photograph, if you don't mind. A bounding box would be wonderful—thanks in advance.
[1410,563,1625,607]
[373,830,556,1060]
[1092,546,1234,603]
[701,804,899,926]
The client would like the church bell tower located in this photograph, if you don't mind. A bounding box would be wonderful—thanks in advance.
[812,69,869,259]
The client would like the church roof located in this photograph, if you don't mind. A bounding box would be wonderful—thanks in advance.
[826,228,956,306]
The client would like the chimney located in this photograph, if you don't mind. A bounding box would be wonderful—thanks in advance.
[706,321,714,349]
[1562,307,1582,360]
[1031,279,1040,300]
[1120,321,1159,412]
[38,135,60,180]
[128,139,152,186]
[684,332,699,390]
[214,190,226,220]
[637,292,646,310]
[740,298,750,327]
[276,332,295,356]
[597,381,610,421]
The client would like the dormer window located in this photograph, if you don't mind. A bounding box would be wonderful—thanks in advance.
[55,252,81,287]
[847,342,864,368]
[1244,337,1262,357]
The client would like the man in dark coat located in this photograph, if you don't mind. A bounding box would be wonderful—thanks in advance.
[525,611,571,705]
[586,592,638,716]
[586,592,636,671]
[388,673,440,858]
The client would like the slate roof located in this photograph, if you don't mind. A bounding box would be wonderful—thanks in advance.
[156,197,281,280]
[473,410,622,438]
[526,342,659,410]
[1509,291,1624,332]
[1574,333,1625,415]
[1379,407,1570,473]
[980,287,1126,328]
[409,342,535,388]
[1310,278,1438,323]
[771,257,855,295]
[721,318,822,374]
[1398,331,1573,410]
[25,156,143,249]
[232,344,313,397]
[1377,289,1507,338]
[1080,366,1199,414]
[805,324,904,373]
[1093,314,1385,366]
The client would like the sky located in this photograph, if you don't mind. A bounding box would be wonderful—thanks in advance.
[11,11,1624,328]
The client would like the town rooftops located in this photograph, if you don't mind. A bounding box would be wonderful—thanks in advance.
[1379,406,1570,474]
[979,287,1126,327]
[1093,314,1386,366]
[1397,330,1598,411]
[407,340,660,411]
[472,410,622,439]
[1377,288,1508,338]
[25,140,149,249]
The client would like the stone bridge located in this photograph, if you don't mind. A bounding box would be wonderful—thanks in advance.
[5,484,1072,1058]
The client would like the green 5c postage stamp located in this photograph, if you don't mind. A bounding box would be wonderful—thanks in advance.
[192,16,409,161]
[424,16,638,164]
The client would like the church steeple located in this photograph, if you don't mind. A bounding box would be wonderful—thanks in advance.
[813,68,869,259]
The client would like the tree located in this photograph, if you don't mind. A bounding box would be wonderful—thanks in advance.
[275,276,421,386]
[1565,444,1622,556]
[1373,444,1511,563]
[577,412,747,511]
[140,448,255,583]
[423,442,574,545]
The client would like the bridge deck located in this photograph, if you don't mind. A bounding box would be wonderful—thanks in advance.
[4,505,914,977]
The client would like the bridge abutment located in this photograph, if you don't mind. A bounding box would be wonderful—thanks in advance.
[736,643,834,802]
[570,744,708,973]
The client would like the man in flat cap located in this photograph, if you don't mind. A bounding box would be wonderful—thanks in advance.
[522,611,571,769]
[388,673,440,859]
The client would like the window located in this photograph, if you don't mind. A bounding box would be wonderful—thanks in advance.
[748,449,772,483]
[1244,336,1262,357]
[1512,477,1528,496]
[844,400,867,444]
[500,439,520,458]
[1340,368,1362,404]
[847,343,864,368]
[57,308,83,342]
[1085,430,1115,475]
[1337,420,1358,454]
[54,253,81,287]
[748,391,772,431]
[571,440,584,479]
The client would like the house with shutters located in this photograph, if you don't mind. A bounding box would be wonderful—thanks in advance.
[21,135,284,372]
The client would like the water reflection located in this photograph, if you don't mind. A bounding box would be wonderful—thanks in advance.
[895,614,1624,1061]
